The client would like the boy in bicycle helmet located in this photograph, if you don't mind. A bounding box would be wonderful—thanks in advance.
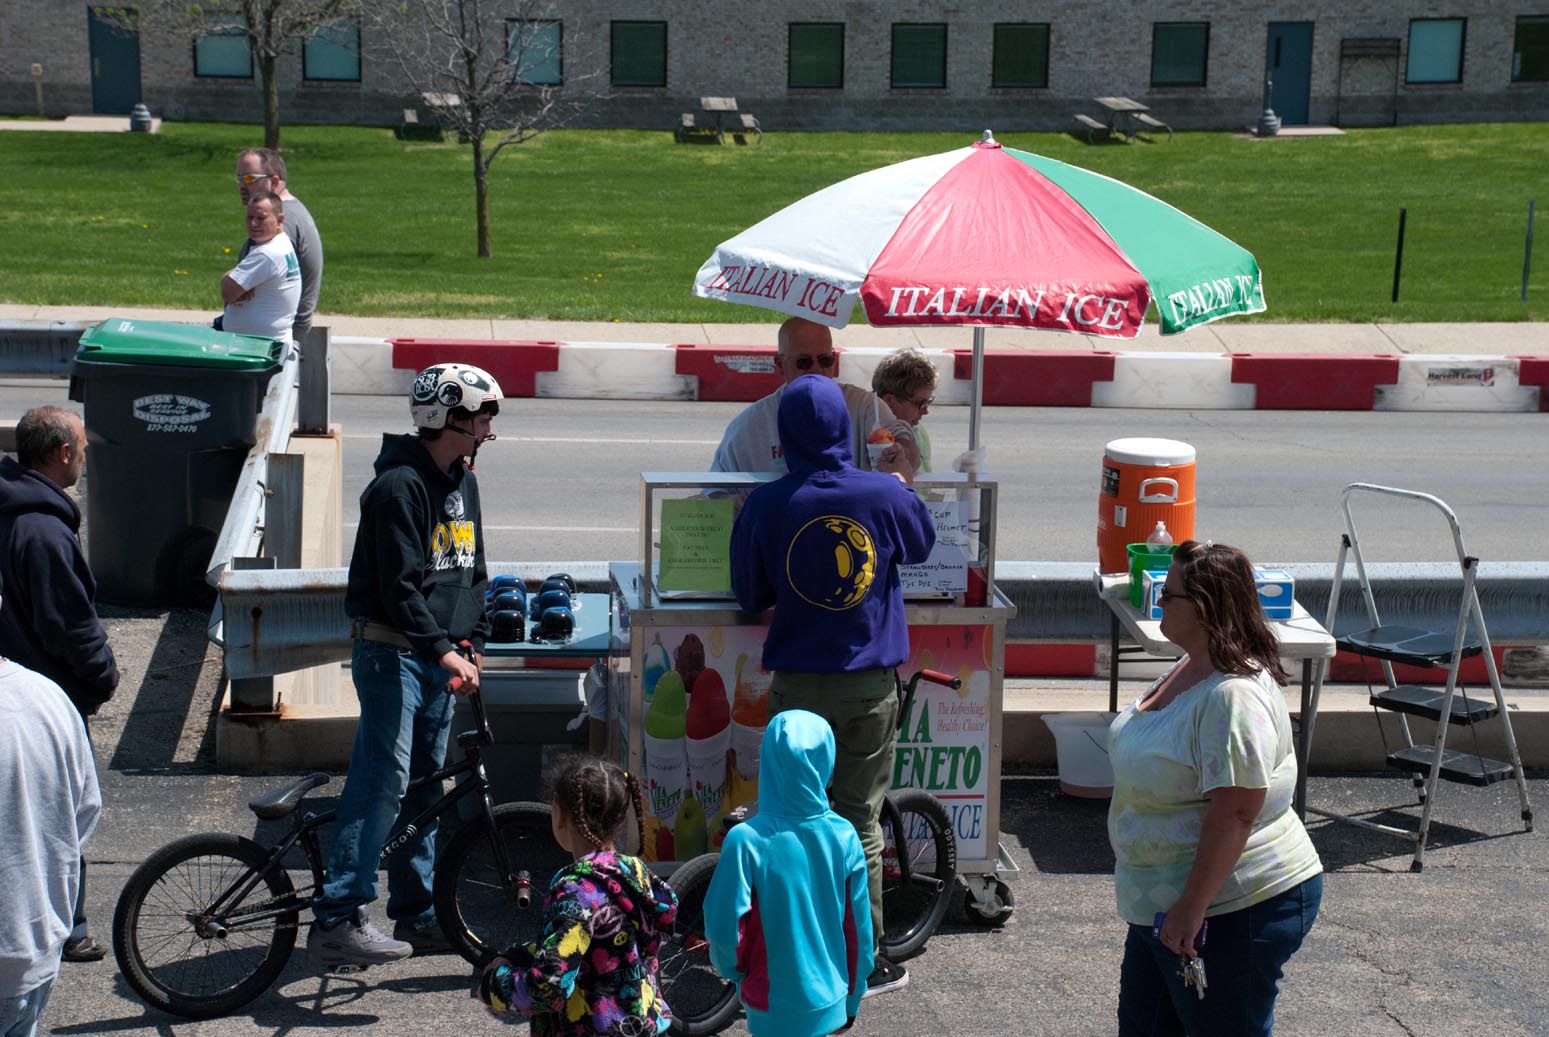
[478,758,678,1036]
[728,374,934,997]
[704,709,872,1037]
[308,363,500,968]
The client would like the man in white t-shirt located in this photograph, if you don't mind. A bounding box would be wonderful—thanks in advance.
[710,317,918,479]
[220,190,300,343]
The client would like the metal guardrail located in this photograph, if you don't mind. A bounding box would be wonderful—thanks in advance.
[0,320,90,375]
[217,561,1549,680]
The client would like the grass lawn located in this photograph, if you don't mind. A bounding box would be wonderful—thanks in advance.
[1,121,1545,324]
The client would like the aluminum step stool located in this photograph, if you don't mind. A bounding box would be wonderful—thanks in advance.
[1303,483,1533,871]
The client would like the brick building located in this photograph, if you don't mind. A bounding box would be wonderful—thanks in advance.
[3,2,1546,131]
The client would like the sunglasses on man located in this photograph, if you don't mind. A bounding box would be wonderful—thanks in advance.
[789,353,837,371]
[234,173,273,186]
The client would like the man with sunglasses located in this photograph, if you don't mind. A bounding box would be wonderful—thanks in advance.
[710,317,917,478]
[234,148,324,344]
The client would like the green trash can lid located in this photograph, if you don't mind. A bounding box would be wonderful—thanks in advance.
[76,318,283,370]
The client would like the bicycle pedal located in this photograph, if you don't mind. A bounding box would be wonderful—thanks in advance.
[328,963,370,975]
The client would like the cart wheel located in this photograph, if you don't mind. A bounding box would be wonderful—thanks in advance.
[963,879,1014,927]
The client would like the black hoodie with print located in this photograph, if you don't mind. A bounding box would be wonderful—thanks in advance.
[344,433,489,660]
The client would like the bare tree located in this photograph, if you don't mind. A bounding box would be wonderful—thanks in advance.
[100,1,359,150]
[372,0,595,258]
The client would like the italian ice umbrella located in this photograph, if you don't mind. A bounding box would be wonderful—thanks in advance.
[692,132,1265,448]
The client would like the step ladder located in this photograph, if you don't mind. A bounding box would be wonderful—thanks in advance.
[1304,484,1533,871]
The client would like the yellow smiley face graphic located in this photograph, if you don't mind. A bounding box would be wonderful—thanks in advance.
[787,515,877,611]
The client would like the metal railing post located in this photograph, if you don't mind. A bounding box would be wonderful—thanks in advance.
[297,325,331,435]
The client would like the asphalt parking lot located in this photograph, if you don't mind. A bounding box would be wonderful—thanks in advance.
[33,602,1549,1037]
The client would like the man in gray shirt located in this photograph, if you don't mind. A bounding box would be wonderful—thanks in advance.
[235,147,323,344]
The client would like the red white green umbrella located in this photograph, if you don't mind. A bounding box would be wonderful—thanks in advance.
[694,132,1262,337]
[692,133,1265,445]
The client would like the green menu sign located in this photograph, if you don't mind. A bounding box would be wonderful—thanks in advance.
[658,498,734,592]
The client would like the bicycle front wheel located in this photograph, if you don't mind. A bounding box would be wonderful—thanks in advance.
[880,788,956,960]
[112,833,300,1019]
[434,801,567,965]
[662,853,740,1037]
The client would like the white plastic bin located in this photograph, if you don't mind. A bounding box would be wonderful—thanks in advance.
[1042,712,1118,798]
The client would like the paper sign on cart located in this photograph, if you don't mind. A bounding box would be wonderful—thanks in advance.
[658,498,733,592]
[901,498,970,595]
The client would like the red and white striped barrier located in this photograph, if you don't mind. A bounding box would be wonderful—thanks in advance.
[324,337,1549,412]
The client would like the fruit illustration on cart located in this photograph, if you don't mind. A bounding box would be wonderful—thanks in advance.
[685,667,731,824]
[641,670,688,860]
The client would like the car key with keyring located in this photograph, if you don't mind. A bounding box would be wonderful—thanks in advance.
[1154,912,1208,1000]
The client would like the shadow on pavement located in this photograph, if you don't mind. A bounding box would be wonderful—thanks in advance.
[104,606,223,775]
[999,775,1116,875]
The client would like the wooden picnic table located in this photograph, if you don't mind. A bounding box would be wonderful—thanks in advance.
[1093,96,1149,139]
[698,96,738,132]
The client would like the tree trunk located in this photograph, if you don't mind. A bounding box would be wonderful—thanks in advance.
[474,135,491,258]
[261,52,280,150]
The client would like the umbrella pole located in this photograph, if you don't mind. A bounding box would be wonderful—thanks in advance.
[969,326,985,452]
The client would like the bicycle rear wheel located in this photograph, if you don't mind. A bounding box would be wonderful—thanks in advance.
[661,853,741,1036]
[880,788,956,960]
[434,801,568,965]
[112,833,300,1019]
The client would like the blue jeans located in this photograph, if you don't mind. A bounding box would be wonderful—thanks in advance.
[315,639,455,928]
[1118,874,1322,1037]
[0,977,54,1037]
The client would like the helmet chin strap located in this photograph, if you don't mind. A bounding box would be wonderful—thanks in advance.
[444,421,496,466]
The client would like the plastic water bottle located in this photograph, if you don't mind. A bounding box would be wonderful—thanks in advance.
[1146,521,1174,549]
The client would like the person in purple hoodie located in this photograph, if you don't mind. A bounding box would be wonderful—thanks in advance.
[729,373,934,998]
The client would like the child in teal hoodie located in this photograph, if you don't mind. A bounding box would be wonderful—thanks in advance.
[704,710,873,1037]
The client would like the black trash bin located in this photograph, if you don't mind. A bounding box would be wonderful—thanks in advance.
[68,318,284,606]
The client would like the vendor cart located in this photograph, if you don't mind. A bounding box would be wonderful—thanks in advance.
[607,471,1018,920]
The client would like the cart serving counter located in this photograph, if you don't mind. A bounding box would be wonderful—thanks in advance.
[607,472,1018,919]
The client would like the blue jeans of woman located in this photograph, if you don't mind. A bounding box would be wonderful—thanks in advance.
[314,639,455,928]
[1118,874,1322,1037]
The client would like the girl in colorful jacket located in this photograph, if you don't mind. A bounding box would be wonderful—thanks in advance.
[478,760,678,1036]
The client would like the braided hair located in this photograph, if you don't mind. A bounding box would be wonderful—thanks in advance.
[552,757,646,854]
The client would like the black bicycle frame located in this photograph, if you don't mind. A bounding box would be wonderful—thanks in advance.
[195,690,514,934]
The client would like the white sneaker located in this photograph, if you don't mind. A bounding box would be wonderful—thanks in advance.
[307,909,412,967]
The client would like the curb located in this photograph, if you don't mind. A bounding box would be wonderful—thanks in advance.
[326,336,1549,411]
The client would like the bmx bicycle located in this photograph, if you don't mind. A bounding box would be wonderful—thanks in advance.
[658,667,966,1037]
[111,648,568,1019]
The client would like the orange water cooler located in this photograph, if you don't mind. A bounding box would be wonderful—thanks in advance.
[1097,438,1196,574]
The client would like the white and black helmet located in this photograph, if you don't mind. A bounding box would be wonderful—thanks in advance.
[410,364,504,430]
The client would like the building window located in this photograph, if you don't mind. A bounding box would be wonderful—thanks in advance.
[891,23,947,88]
[1515,16,1549,82]
[1407,18,1466,83]
[789,23,843,88]
[509,19,561,85]
[992,23,1050,88]
[194,16,251,78]
[303,19,360,82]
[611,21,666,87]
[1151,22,1209,87]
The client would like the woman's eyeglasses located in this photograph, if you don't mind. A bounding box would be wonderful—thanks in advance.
[1157,589,1191,604]
[790,353,836,370]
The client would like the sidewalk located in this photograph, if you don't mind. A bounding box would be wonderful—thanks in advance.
[4,304,1547,410]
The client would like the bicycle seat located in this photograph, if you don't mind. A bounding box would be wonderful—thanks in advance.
[248,772,331,820]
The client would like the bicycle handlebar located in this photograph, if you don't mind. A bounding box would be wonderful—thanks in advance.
[914,668,962,691]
